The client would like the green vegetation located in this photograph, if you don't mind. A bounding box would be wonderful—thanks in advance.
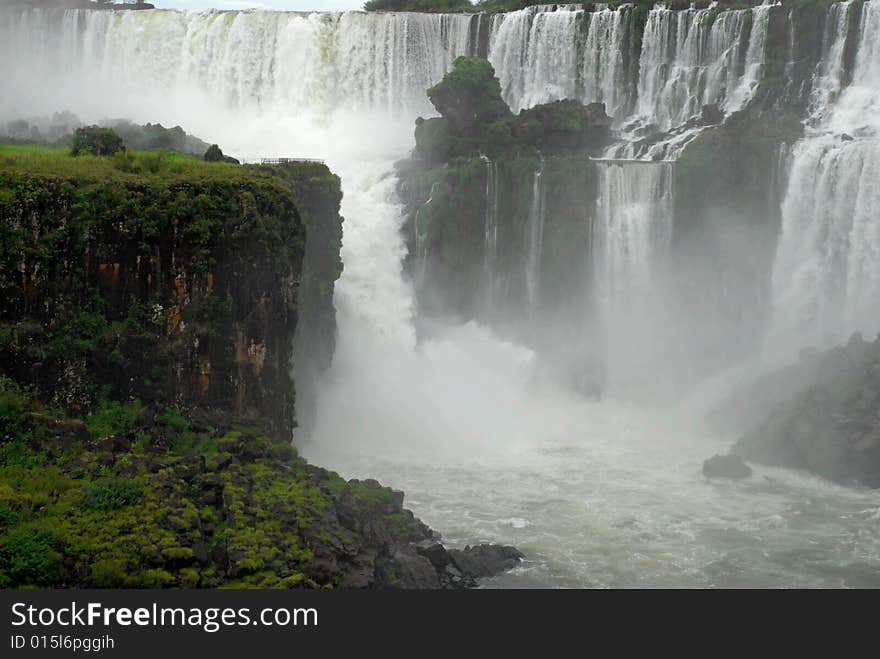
[5,117,209,156]
[70,126,124,157]
[0,143,245,180]
[80,476,143,511]
[86,400,144,440]
[414,57,611,162]
[0,378,428,588]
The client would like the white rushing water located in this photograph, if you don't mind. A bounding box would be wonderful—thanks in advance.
[482,157,501,313]
[770,0,880,353]
[3,4,880,588]
[525,160,546,317]
[594,161,675,391]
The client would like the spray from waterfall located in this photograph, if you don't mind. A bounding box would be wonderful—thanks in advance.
[525,158,546,318]
[482,156,501,314]
[594,161,675,389]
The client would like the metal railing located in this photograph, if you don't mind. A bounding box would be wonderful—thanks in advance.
[259,157,325,165]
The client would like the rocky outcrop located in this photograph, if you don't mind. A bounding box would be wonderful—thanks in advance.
[0,154,342,440]
[448,544,524,579]
[511,100,612,154]
[707,349,824,435]
[415,57,613,164]
[702,454,752,480]
[732,333,880,488]
[0,403,521,588]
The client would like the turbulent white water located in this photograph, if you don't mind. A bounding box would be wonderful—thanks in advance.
[594,162,675,390]
[770,1,880,352]
[3,4,880,588]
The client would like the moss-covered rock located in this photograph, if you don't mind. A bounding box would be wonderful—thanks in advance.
[415,57,612,163]
[0,384,520,588]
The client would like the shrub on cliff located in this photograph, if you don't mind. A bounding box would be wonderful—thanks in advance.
[81,477,143,512]
[415,58,611,161]
[70,126,124,157]
[427,57,512,133]
[512,100,612,152]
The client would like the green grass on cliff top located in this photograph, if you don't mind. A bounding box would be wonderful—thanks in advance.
[0,144,261,183]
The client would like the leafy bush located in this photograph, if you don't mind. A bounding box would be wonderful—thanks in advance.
[0,504,17,529]
[204,144,224,162]
[0,379,28,439]
[158,409,189,434]
[0,527,61,587]
[86,400,143,440]
[80,476,143,512]
[70,126,124,157]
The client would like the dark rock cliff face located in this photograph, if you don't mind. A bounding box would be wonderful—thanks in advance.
[732,333,880,488]
[0,161,322,440]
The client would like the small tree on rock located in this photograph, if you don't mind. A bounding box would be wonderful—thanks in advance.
[70,126,124,156]
[203,144,239,164]
[203,144,224,162]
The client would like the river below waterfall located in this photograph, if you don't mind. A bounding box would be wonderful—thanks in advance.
[305,375,880,589]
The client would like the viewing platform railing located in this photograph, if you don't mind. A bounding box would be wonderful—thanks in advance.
[259,157,326,165]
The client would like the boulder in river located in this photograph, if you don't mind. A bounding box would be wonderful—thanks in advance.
[703,454,753,479]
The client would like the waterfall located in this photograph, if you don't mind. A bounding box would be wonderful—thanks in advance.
[581,4,636,121]
[415,181,440,297]
[0,8,477,121]
[594,161,674,384]
[807,0,856,122]
[724,3,773,112]
[2,4,773,138]
[482,157,501,313]
[525,160,546,316]
[634,5,770,132]
[487,4,637,119]
[770,1,880,350]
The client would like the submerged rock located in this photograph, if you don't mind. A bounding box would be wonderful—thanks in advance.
[703,454,753,479]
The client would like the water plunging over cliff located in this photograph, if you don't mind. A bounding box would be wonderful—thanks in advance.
[770,1,880,351]
[483,158,501,313]
[525,161,546,317]
[595,161,675,388]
